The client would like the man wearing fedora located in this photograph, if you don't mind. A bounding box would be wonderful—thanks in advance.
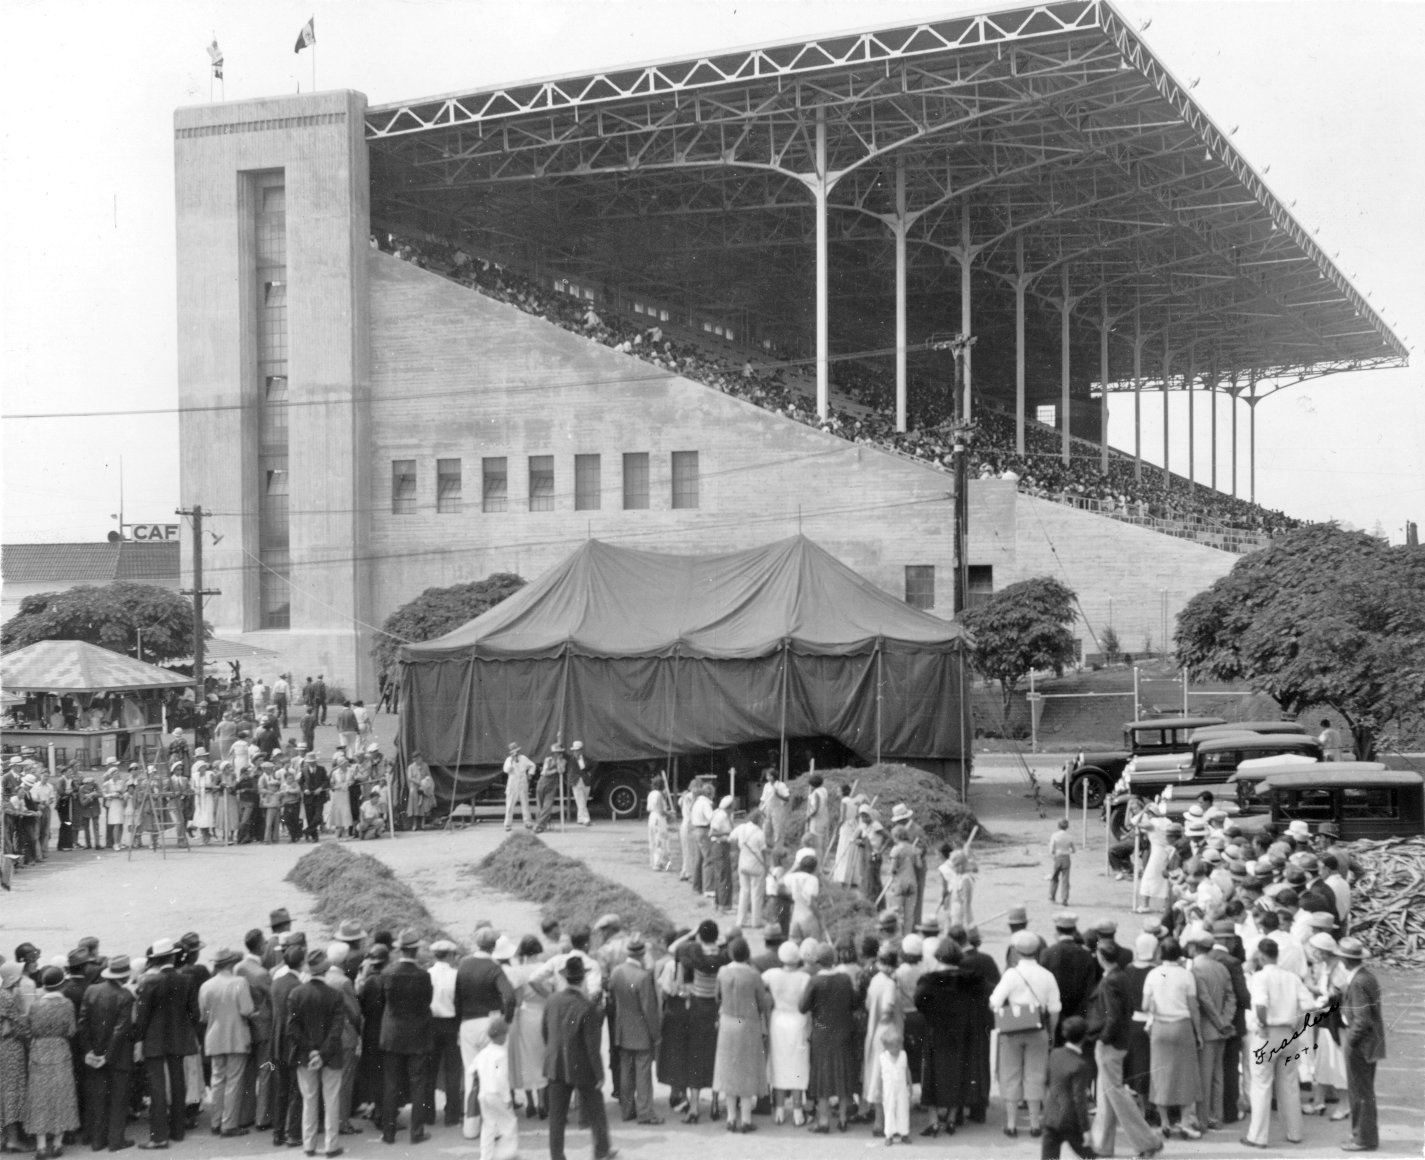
[380,929,434,1145]
[288,948,347,1157]
[543,955,616,1160]
[535,744,565,834]
[79,954,136,1153]
[133,937,200,1148]
[568,742,594,827]
[198,948,256,1137]
[607,933,661,1126]
[502,743,535,832]
[1334,936,1384,1152]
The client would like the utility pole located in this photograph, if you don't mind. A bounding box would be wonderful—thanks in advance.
[177,504,221,702]
[931,333,977,614]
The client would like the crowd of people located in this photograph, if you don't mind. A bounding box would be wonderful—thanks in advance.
[0,789,1386,1160]
[377,231,1303,549]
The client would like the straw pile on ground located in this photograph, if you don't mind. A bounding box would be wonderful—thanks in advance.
[287,843,454,948]
[786,762,982,850]
[1345,836,1425,966]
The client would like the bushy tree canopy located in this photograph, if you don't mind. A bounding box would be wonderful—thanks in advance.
[1,582,207,663]
[1175,524,1425,756]
[372,572,526,676]
[961,576,1078,716]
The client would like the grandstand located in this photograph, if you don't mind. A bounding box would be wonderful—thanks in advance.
[173,1,1405,690]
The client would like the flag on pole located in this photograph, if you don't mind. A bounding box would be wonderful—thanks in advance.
[207,39,224,79]
[294,16,315,53]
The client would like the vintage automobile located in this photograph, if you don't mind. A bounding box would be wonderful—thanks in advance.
[1054,716,1227,810]
[1107,731,1325,838]
[1187,720,1309,745]
[1253,764,1425,841]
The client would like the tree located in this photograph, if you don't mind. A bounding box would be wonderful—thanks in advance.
[1100,625,1121,666]
[1,582,208,664]
[961,576,1078,718]
[371,572,526,676]
[1175,524,1425,757]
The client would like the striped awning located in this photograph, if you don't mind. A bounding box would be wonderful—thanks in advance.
[1,640,192,694]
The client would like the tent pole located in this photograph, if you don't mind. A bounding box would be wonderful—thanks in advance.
[665,645,678,797]
[443,662,475,832]
[559,643,571,834]
[778,638,789,780]
[875,641,883,766]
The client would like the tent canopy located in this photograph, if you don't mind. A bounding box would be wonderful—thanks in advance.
[399,536,970,786]
[402,535,966,662]
[1,639,193,694]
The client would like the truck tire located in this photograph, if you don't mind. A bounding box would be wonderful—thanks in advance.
[603,776,642,820]
[1108,804,1129,840]
[1069,769,1110,811]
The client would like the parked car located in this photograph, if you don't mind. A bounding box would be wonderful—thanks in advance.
[1053,716,1227,810]
[1107,731,1324,837]
[1254,765,1425,841]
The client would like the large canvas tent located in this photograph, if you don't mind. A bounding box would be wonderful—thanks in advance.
[398,536,970,799]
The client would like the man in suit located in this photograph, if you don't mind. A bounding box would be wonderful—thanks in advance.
[1208,918,1252,1125]
[380,930,434,1145]
[235,929,274,1133]
[1040,913,1097,1045]
[79,954,136,1152]
[1085,939,1157,1158]
[287,948,346,1158]
[607,933,661,1125]
[299,754,329,842]
[543,956,615,1160]
[198,948,255,1137]
[132,937,200,1148]
[268,945,307,1148]
[322,944,363,1134]
[1335,937,1384,1152]
[1040,1015,1095,1159]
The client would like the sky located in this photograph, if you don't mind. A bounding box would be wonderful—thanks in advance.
[2,0,1422,544]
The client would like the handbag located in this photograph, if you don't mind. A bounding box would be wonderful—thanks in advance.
[993,967,1047,1034]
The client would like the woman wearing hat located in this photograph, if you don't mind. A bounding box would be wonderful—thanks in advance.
[23,966,78,1157]
[798,942,857,1132]
[1137,799,1174,914]
[1301,931,1348,1116]
[711,937,772,1132]
[784,850,824,941]
[763,940,811,1125]
[0,963,28,1152]
[505,936,551,1121]
[670,922,730,1123]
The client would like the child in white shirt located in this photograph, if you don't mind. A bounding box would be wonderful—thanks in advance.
[473,1014,517,1159]
[879,1027,912,1144]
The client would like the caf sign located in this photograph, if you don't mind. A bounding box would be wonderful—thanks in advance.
[125,523,180,542]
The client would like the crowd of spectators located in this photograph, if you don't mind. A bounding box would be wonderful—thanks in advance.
[378,232,1301,550]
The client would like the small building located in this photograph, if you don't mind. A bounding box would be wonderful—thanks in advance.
[1,541,181,623]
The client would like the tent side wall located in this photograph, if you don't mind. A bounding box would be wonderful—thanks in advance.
[398,643,970,802]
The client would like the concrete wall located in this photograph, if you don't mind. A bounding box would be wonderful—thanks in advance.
[967,478,1237,660]
[363,252,958,650]
[173,91,372,690]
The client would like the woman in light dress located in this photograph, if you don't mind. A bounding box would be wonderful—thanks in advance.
[758,767,791,850]
[1301,931,1348,1114]
[329,759,355,838]
[101,769,126,849]
[831,785,863,886]
[935,845,977,929]
[505,936,551,1119]
[762,940,811,1124]
[861,945,901,1135]
[711,938,772,1132]
[783,850,823,940]
[1136,801,1174,913]
[646,776,672,870]
[191,760,216,843]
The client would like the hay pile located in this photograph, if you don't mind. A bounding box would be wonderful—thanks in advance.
[287,844,454,948]
[477,832,676,944]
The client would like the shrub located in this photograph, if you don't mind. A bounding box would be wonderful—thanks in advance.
[286,843,454,949]
[477,832,676,943]
[785,762,982,850]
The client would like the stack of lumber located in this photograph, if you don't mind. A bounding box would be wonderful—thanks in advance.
[1346,836,1425,966]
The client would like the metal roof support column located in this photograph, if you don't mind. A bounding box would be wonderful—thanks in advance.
[1099,286,1110,475]
[1187,361,1196,493]
[1133,313,1144,483]
[960,202,974,422]
[894,160,908,433]
[1060,265,1071,466]
[1015,236,1026,456]
[1248,378,1259,504]
[1210,372,1218,491]
[814,113,829,420]
[1162,341,1172,489]
[1231,388,1239,499]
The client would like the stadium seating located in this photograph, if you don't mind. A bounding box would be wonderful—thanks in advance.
[376,231,1299,553]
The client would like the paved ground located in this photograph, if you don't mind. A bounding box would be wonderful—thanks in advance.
[4,733,1420,1157]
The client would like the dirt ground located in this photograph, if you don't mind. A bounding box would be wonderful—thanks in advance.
[3,721,1419,1158]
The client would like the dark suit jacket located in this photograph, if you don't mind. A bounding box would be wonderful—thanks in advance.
[543,987,603,1087]
[1041,938,1098,1025]
[608,960,659,1051]
[1341,966,1386,1062]
[1085,966,1134,1052]
[79,980,135,1072]
[60,975,89,1017]
[133,966,200,1057]
[379,960,434,1054]
[269,971,303,1062]
[453,955,516,1023]
[287,977,345,1068]
[1209,946,1250,1037]
[1042,1044,1095,1135]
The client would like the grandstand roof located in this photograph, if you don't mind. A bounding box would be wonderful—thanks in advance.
[2,541,179,586]
[365,0,1405,394]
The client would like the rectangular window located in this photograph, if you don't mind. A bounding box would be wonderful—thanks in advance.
[966,564,994,609]
[1035,404,1057,426]
[258,547,291,631]
[574,454,601,511]
[622,452,649,510]
[482,457,508,513]
[905,565,935,610]
[436,458,462,514]
[528,455,554,512]
[671,450,699,509]
[391,459,417,515]
[253,171,289,631]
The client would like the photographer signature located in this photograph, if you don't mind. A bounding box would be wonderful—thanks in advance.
[1252,1000,1340,1067]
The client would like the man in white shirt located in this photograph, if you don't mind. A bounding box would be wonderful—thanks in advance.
[502,742,535,831]
[686,782,714,895]
[271,674,290,726]
[988,931,1063,1136]
[427,940,463,1126]
[1242,937,1314,1148]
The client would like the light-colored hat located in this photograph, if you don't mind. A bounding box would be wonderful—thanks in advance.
[1287,819,1312,840]
[507,742,520,753]
[1334,937,1369,961]
[1052,911,1079,930]
[777,941,800,966]
[430,939,458,955]
[101,955,132,980]
[570,741,583,751]
[492,935,517,962]
[335,919,368,942]
[1308,912,1336,930]
[718,795,734,810]
[396,928,422,950]
[1010,930,1042,956]
[1308,932,1339,956]
[211,947,242,970]
[1202,848,1223,864]
[366,743,379,754]
[192,747,208,757]
[1133,933,1159,964]
[148,937,179,960]
[890,802,913,823]
[593,913,622,932]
